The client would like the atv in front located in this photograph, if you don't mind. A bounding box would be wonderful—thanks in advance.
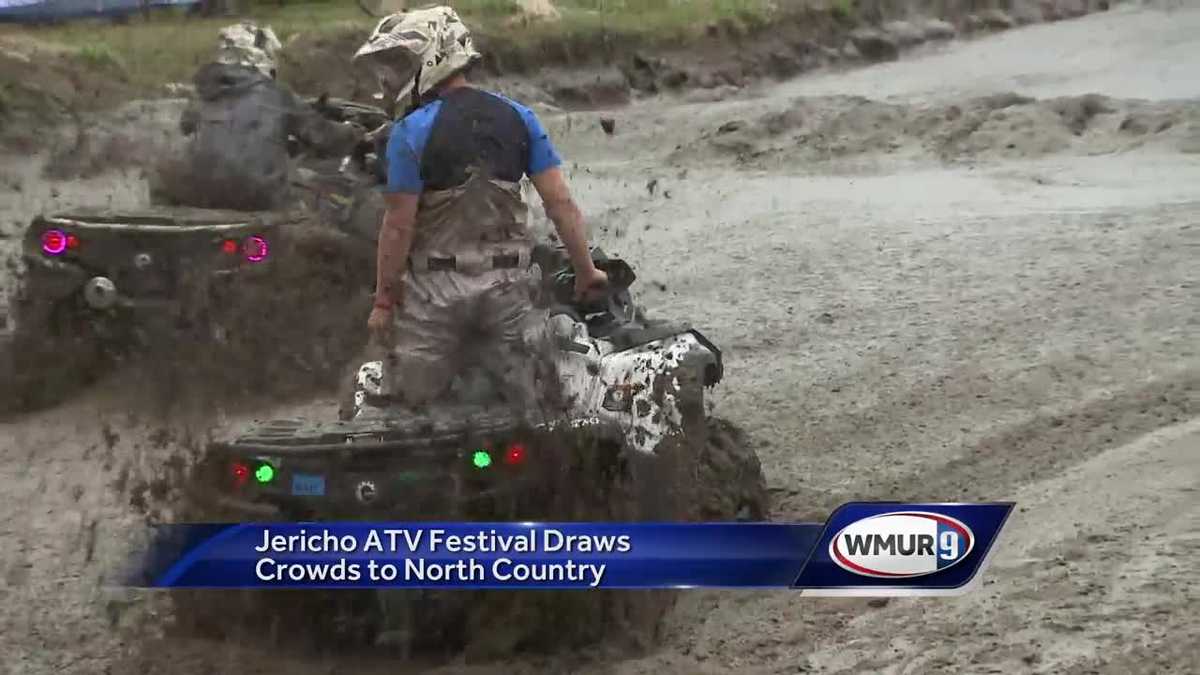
[0,208,282,413]
[170,245,768,659]
[1,203,377,414]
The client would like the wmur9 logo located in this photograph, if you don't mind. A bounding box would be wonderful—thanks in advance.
[828,511,975,578]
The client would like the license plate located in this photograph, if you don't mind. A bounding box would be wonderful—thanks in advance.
[291,473,326,496]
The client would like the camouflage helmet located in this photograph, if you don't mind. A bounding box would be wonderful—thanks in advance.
[353,6,481,105]
[215,22,283,78]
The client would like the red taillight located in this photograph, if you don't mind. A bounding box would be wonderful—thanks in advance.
[221,239,239,255]
[231,462,250,488]
[504,443,527,466]
[41,229,68,256]
[66,234,80,250]
[243,235,269,263]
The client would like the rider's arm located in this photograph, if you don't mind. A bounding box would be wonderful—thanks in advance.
[374,115,427,308]
[531,167,598,278]
[375,193,419,308]
[512,99,602,280]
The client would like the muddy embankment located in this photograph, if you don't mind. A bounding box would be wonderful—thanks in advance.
[0,0,1114,150]
[284,0,1114,110]
[0,0,1118,206]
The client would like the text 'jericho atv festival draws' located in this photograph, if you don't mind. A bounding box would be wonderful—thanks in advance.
[251,527,633,555]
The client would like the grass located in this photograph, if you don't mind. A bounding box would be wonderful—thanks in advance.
[76,42,126,71]
[0,0,785,91]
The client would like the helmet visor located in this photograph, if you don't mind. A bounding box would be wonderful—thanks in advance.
[366,56,418,103]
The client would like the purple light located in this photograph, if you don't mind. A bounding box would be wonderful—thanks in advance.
[243,235,269,263]
[41,229,68,256]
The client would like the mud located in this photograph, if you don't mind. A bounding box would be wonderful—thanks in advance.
[0,0,1115,137]
[3,2,1200,674]
[669,92,1200,167]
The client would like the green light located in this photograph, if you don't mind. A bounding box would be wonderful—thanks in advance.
[254,463,275,484]
[472,450,492,469]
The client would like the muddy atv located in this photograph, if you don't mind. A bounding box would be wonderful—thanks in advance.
[191,245,767,521]
[1,206,375,413]
[0,97,388,414]
[172,245,768,657]
[1,208,277,410]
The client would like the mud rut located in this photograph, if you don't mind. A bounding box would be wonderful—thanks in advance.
[2,4,1200,674]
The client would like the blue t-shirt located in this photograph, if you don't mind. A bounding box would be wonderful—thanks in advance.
[385,88,562,194]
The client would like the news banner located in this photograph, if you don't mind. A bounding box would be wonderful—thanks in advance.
[129,503,1013,595]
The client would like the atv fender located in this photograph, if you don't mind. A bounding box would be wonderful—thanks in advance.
[557,331,719,456]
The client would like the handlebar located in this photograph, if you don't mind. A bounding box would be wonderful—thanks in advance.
[545,251,639,324]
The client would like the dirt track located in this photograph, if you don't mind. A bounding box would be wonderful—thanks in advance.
[2,2,1199,674]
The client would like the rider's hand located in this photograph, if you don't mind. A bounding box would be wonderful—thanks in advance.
[367,302,394,347]
[574,266,609,302]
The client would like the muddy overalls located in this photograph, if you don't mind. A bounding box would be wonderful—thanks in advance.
[378,86,567,413]
[384,173,553,410]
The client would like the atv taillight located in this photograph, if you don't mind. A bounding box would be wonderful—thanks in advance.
[254,461,276,484]
[231,462,250,488]
[221,239,239,255]
[41,229,68,256]
[504,443,527,466]
[471,449,493,469]
[66,234,80,250]
[243,235,269,263]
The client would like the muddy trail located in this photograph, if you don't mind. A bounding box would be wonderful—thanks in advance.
[2,3,1200,674]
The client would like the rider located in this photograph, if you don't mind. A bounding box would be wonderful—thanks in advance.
[354,6,608,412]
[154,22,362,211]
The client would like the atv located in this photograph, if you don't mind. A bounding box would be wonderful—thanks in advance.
[1,207,284,411]
[192,245,765,520]
[173,244,768,657]
[1,97,389,414]
[0,204,376,414]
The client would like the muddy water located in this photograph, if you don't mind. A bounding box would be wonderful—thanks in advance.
[3,4,1200,674]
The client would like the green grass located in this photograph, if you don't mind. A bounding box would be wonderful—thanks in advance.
[0,0,786,92]
[1,3,368,88]
[830,0,854,21]
[76,42,126,71]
